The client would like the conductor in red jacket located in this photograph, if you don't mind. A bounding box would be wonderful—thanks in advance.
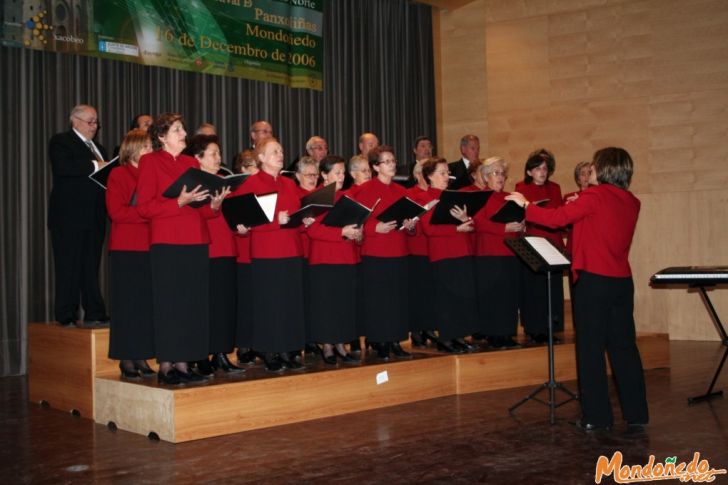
[507,147,648,431]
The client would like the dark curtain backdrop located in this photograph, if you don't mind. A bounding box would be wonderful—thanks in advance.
[0,0,435,376]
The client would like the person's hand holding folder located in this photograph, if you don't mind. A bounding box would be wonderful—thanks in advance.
[210,186,231,211]
[177,184,210,208]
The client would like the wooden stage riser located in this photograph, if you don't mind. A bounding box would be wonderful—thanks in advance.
[94,335,669,443]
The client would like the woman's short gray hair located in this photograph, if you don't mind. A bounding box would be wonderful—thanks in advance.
[479,156,507,178]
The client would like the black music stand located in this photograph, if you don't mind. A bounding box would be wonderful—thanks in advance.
[506,236,578,425]
[690,284,728,404]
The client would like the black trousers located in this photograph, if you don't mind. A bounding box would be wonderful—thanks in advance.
[573,271,649,427]
[50,226,107,322]
[520,264,565,335]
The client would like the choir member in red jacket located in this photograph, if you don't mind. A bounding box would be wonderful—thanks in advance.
[232,150,259,366]
[562,161,592,256]
[106,129,156,379]
[472,157,524,349]
[461,159,486,192]
[307,156,361,365]
[353,145,417,361]
[415,158,478,353]
[136,113,229,385]
[188,135,244,375]
[406,161,438,347]
[514,149,565,343]
[234,138,310,372]
[507,147,648,431]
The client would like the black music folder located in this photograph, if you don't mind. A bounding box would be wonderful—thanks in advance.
[505,236,570,273]
[321,196,376,228]
[490,198,549,224]
[282,183,338,228]
[376,196,428,227]
[430,190,493,225]
[221,192,277,229]
[88,156,120,189]
[163,168,249,208]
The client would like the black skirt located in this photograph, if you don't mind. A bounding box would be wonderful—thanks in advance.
[209,257,237,354]
[408,255,437,332]
[308,264,357,343]
[432,256,478,340]
[250,257,305,353]
[235,263,253,349]
[150,244,210,362]
[108,250,154,360]
[475,256,520,337]
[520,262,565,334]
[358,256,409,343]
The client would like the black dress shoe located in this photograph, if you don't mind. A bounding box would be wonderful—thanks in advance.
[193,359,216,378]
[390,342,412,359]
[214,353,245,374]
[372,342,390,361]
[500,337,521,349]
[530,333,549,344]
[410,332,426,348]
[304,342,320,355]
[322,352,337,365]
[471,332,488,341]
[334,346,360,364]
[437,340,464,354]
[133,360,157,378]
[236,349,258,366]
[158,369,182,385]
[119,362,141,380]
[453,339,477,352]
[263,353,284,373]
[83,316,111,327]
[575,420,611,432]
[176,369,206,383]
[279,352,305,371]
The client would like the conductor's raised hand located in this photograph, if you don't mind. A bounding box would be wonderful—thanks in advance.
[376,220,397,234]
[505,192,528,208]
[210,186,231,211]
[178,184,210,208]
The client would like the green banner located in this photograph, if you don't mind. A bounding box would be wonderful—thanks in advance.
[1,0,324,90]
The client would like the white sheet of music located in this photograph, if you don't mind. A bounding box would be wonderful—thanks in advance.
[525,236,570,266]
[256,193,278,223]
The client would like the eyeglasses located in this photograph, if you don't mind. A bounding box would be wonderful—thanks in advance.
[490,171,506,177]
[310,145,327,150]
[301,173,319,178]
[74,115,99,126]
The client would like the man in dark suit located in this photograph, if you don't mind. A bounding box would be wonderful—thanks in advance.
[48,104,110,326]
[448,134,480,190]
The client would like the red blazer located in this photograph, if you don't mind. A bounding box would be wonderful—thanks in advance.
[234,170,303,259]
[295,185,313,259]
[207,211,237,259]
[414,187,473,262]
[515,180,564,250]
[461,184,484,192]
[106,164,150,251]
[473,190,519,257]
[307,191,360,265]
[526,183,640,280]
[353,177,410,258]
[136,150,217,245]
[405,186,429,256]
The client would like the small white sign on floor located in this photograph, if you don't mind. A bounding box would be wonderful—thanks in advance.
[376,370,389,385]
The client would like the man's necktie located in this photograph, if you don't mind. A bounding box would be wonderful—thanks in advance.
[85,140,103,163]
